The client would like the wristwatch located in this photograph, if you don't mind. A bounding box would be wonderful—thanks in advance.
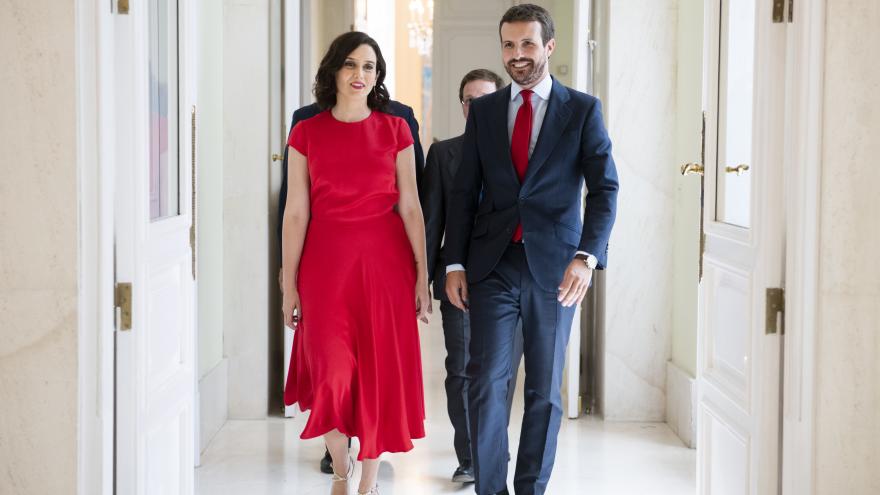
[574,253,598,270]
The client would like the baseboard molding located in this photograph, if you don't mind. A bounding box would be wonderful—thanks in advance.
[666,360,696,448]
[199,358,229,453]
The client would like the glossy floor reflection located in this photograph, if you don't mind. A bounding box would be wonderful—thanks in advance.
[197,315,696,494]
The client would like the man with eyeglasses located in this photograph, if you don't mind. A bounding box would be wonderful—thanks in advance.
[421,68,524,485]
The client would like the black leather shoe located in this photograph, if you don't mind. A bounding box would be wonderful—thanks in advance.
[451,465,475,483]
[320,448,333,474]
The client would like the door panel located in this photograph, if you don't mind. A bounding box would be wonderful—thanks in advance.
[115,0,196,492]
[145,257,188,397]
[703,405,749,495]
[432,0,514,140]
[282,0,303,418]
[697,0,786,493]
[144,406,188,494]
[704,263,751,401]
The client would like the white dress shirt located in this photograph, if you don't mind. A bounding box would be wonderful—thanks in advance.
[507,74,553,159]
[446,75,594,275]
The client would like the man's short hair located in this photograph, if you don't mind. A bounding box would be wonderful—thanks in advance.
[499,3,555,46]
[458,69,505,103]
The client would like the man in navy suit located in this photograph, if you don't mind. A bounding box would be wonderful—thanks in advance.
[422,68,525,484]
[445,5,618,494]
[277,99,424,474]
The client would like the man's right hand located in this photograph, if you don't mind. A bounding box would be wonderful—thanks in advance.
[445,270,469,312]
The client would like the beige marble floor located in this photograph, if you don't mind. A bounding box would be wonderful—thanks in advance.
[197,316,696,495]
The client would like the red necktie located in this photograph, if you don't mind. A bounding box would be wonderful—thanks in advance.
[510,89,533,242]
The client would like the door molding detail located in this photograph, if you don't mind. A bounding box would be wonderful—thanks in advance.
[780,1,826,493]
[76,0,117,493]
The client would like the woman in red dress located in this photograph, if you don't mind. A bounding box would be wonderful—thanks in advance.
[281,31,430,495]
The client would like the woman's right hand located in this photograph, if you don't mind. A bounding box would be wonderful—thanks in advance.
[282,289,301,329]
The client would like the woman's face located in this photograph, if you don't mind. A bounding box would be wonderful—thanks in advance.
[335,44,379,101]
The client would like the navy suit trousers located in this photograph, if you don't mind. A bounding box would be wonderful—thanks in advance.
[467,244,575,495]
[440,300,523,469]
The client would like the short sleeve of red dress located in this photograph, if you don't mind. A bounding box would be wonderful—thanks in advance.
[394,117,414,152]
[288,120,308,156]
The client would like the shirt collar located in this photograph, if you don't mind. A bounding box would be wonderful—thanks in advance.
[510,74,553,102]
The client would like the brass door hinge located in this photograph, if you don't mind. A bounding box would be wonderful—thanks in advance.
[773,0,793,23]
[116,0,129,15]
[765,288,785,334]
[115,283,133,331]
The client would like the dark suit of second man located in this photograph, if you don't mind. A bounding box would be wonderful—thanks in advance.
[421,69,523,484]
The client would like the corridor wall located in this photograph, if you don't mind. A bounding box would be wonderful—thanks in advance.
[222,0,273,419]
[197,0,229,451]
[599,0,678,422]
[0,1,79,492]
[813,1,880,492]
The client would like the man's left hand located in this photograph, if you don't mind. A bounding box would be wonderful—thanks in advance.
[557,259,593,307]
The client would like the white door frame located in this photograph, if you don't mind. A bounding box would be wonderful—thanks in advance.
[76,1,117,493]
[76,0,199,493]
[695,0,826,492]
[780,1,825,493]
[697,0,788,491]
[282,0,303,418]
[112,0,198,491]
[565,0,594,420]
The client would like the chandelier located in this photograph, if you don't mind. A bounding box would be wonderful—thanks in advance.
[407,0,434,56]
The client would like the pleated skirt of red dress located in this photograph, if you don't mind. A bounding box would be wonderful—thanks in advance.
[283,214,426,460]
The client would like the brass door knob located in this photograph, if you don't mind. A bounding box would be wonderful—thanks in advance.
[725,164,750,175]
[680,163,704,176]
[272,153,284,162]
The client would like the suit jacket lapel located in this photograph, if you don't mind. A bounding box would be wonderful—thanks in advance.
[444,135,463,180]
[523,78,572,186]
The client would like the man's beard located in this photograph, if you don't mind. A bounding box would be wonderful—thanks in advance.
[505,56,547,86]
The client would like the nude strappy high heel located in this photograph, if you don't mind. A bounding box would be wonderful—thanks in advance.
[330,456,354,483]
[357,486,378,495]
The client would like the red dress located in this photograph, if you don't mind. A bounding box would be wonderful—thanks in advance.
[283,110,425,459]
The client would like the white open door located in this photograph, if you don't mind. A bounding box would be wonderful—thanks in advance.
[697,1,786,494]
[281,0,303,418]
[114,0,197,493]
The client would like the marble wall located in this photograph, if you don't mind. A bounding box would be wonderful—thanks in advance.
[0,0,79,492]
[671,0,702,380]
[198,0,226,381]
[197,0,229,449]
[601,0,678,421]
[814,1,880,492]
[223,0,273,418]
[665,0,702,447]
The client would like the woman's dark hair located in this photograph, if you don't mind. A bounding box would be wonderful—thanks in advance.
[313,31,390,111]
[458,69,505,102]
[499,4,555,46]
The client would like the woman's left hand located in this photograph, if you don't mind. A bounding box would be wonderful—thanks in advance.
[415,280,432,324]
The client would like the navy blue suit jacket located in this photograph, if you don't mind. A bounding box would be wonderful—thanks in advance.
[276,100,424,244]
[445,77,618,292]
